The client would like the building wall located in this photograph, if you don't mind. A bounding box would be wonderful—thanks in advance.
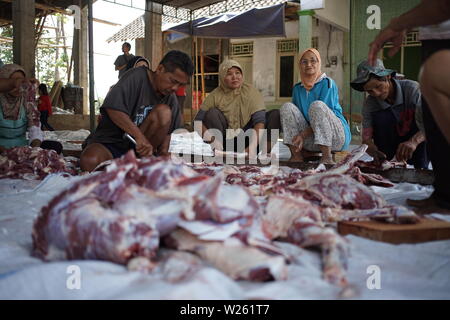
[48,114,91,131]
[313,18,345,108]
[231,19,347,108]
[315,0,350,31]
[252,37,277,102]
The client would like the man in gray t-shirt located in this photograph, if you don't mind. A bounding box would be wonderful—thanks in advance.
[114,42,135,79]
[351,59,428,169]
[81,50,194,172]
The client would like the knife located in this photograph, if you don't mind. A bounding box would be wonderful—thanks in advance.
[124,133,137,146]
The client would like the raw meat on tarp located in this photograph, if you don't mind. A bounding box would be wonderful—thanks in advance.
[279,173,386,209]
[0,146,77,180]
[32,147,418,288]
[32,151,274,280]
[164,229,288,282]
[263,195,350,286]
[32,152,193,264]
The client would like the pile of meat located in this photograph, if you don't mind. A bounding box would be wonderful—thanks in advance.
[0,146,78,180]
[190,144,396,193]
[32,144,418,288]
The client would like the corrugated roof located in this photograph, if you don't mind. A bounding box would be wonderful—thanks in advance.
[145,0,225,11]
[107,15,145,43]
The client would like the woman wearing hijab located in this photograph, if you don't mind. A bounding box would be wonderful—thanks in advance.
[194,59,280,157]
[125,56,150,72]
[0,64,62,153]
[280,48,351,164]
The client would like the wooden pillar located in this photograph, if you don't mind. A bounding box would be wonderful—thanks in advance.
[135,38,145,57]
[73,4,89,115]
[12,0,35,78]
[144,1,163,70]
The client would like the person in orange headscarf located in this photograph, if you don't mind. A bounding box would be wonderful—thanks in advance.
[280,48,351,164]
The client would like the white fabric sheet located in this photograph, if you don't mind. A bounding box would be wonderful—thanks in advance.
[0,167,449,300]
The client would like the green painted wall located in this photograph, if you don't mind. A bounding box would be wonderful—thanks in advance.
[350,0,420,132]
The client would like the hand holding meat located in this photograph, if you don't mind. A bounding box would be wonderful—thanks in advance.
[211,139,224,152]
[15,77,40,91]
[0,76,39,93]
[396,140,417,162]
[366,145,387,165]
[30,139,41,148]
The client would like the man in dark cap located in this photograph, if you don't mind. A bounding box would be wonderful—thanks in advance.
[367,0,450,212]
[351,59,428,169]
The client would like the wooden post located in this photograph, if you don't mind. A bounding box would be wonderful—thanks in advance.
[60,15,69,82]
[200,38,206,101]
[35,14,47,50]
[190,36,195,123]
[68,53,74,83]
[73,3,89,115]
[144,1,163,70]
[218,38,221,63]
[12,0,36,78]
[194,36,199,111]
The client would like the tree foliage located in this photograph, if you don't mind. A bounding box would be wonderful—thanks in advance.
[0,14,69,88]
[0,26,13,64]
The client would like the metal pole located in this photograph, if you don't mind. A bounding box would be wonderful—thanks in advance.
[88,0,96,132]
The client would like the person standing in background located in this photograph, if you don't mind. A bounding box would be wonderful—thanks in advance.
[37,83,54,131]
[114,42,134,79]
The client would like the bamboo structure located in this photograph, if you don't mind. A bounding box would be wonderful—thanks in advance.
[200,38,206,102]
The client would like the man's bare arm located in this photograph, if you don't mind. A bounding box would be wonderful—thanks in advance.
[105,108,153,156]
[369,0,450,64]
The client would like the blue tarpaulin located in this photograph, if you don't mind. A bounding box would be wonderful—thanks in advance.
[164,3,286,42]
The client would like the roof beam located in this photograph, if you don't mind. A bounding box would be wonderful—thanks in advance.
[1,0,121,26]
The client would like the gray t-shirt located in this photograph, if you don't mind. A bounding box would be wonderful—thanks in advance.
[362,79,424,132]
[84,67,181,150]
[114,53,135,78]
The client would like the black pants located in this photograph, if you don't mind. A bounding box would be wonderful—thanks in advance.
[41,140,63,154]
[372,108,429,169]
[421,39,450,208]
[40,110,55,131]
[202,108,281,152]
